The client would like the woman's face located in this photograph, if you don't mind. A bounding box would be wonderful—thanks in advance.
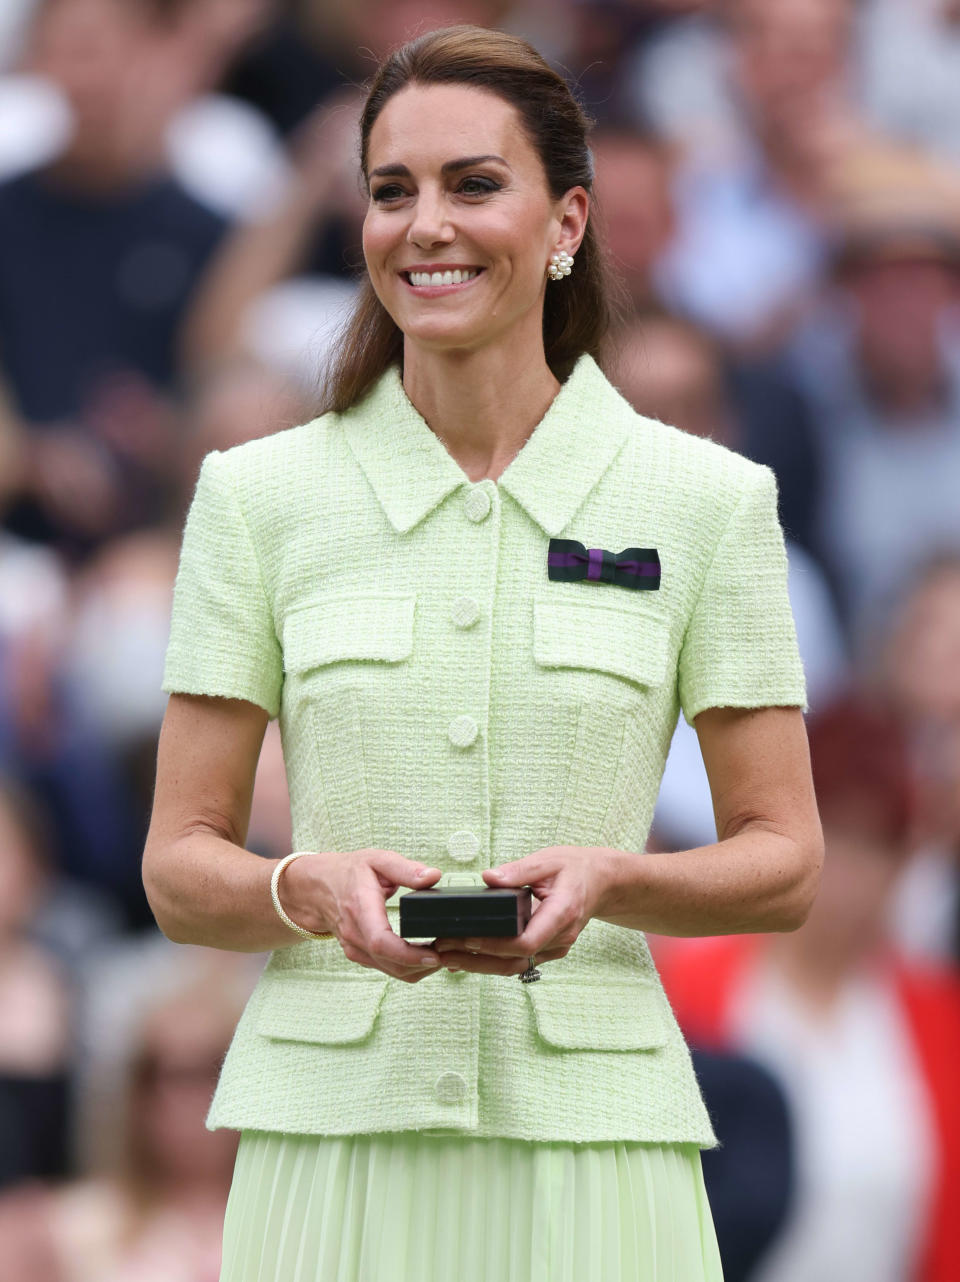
[362,82,585,359]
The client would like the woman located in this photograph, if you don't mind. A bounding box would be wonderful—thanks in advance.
[143,25,822,1282]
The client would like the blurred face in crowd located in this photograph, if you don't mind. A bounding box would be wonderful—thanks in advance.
[800,800,910,963]
[727,0,852,132]
[886,565,960,723]
[843,253,960,406]
[884,565,960,845]
[592,135,676,307]
[130,1001,238,1188]
[26,0,227,175]
[363,82,584,362]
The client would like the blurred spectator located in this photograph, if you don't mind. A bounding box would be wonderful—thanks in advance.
[0,0,232,558]
[0,778,73,1188]
[787,145,960,645]
[634,0,874,349]
[0,961,248,1282]
[880,555,960,967]
[592,126,681,315]
[656,695,960,1282]
[610,314,847,850]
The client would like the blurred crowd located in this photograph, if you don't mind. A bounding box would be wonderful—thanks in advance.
[0,0,958,1279]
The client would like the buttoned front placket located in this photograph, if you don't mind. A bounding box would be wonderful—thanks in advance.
[442,478,500,875]
[417,477,501,1131]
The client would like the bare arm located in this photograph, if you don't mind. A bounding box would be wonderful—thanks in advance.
[142,692,297,952]
[594,705,824,935]
[142,693,445,974]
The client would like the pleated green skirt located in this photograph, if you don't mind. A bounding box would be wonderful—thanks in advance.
[219,1130,724,1282]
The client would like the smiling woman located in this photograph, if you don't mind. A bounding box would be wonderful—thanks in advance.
[146,22,820,1282]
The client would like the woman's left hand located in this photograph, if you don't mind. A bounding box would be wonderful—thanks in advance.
[433,846,616,975]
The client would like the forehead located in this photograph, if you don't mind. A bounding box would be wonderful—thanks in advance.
[366,82,539,173]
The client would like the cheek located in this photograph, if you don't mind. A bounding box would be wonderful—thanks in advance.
[361,211,394,274]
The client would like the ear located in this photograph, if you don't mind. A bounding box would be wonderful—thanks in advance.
[553,186,590,258]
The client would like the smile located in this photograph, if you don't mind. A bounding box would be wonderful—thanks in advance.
[402,267,483,289]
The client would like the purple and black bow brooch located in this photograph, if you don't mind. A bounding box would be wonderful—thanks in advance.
[547,538,661,591]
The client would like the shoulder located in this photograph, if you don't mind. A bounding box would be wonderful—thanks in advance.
[207,410,340,485]
[582,356,777,514]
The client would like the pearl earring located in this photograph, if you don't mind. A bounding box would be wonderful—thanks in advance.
[547,249,574,280]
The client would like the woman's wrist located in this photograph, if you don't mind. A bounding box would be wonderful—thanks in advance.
[271,852,335,941]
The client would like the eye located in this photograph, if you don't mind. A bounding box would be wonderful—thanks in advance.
[371,183,407,203]
[458,175,501,197]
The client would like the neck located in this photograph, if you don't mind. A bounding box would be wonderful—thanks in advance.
[402,340,562,482]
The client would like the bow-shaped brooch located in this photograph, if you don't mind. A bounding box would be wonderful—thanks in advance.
[547,539,661,591]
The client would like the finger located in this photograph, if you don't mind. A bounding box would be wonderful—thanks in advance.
[347,948,442,983]
[511,899,578,956]
[483,854,554,887]
[367,851,442,890]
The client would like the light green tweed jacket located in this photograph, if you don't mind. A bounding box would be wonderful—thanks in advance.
[162,354,806,1148]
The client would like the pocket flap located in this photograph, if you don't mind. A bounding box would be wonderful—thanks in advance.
[283,594,416,673]
[533,599,669,687]
[255,974,388,1045]
[525,977,669,1050]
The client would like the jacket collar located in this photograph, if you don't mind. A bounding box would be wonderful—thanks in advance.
[340,354,634,536]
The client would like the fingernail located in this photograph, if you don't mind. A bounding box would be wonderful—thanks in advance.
[464,940,481,951]
[445,964,461,972]
[421,956,440,966]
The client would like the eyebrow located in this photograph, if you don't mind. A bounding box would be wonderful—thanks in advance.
[369,154,511,179]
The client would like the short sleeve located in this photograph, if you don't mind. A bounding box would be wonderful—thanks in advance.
[162,450,283,718]
[677,464,807,727]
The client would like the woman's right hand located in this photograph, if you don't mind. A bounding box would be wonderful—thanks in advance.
[277,850,444,982]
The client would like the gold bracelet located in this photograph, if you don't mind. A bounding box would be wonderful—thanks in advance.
[270,851,335,941]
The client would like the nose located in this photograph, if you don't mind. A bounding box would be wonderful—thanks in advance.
[406,186,455,250]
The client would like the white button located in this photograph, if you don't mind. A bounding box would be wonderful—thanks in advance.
[451,595,481,629]
[448,715,479,748]
[448,830,481,863]
[434,1071,467,1104]
[464,487,492,523]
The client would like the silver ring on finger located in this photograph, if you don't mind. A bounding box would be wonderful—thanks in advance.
[519,954,541,983]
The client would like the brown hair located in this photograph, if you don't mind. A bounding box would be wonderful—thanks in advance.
[322,24,620,414]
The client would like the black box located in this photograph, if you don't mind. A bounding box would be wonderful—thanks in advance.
[399,885,533,938]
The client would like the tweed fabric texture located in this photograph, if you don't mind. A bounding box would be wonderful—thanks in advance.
[162,354,807,1147]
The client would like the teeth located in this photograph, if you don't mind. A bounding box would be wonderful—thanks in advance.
[408,269,478,287]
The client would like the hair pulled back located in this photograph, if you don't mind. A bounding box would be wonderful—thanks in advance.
[322,24,616,414]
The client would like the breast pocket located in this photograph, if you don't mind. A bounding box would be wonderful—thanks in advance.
[532,597,672,846]
[282,593,416,849]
